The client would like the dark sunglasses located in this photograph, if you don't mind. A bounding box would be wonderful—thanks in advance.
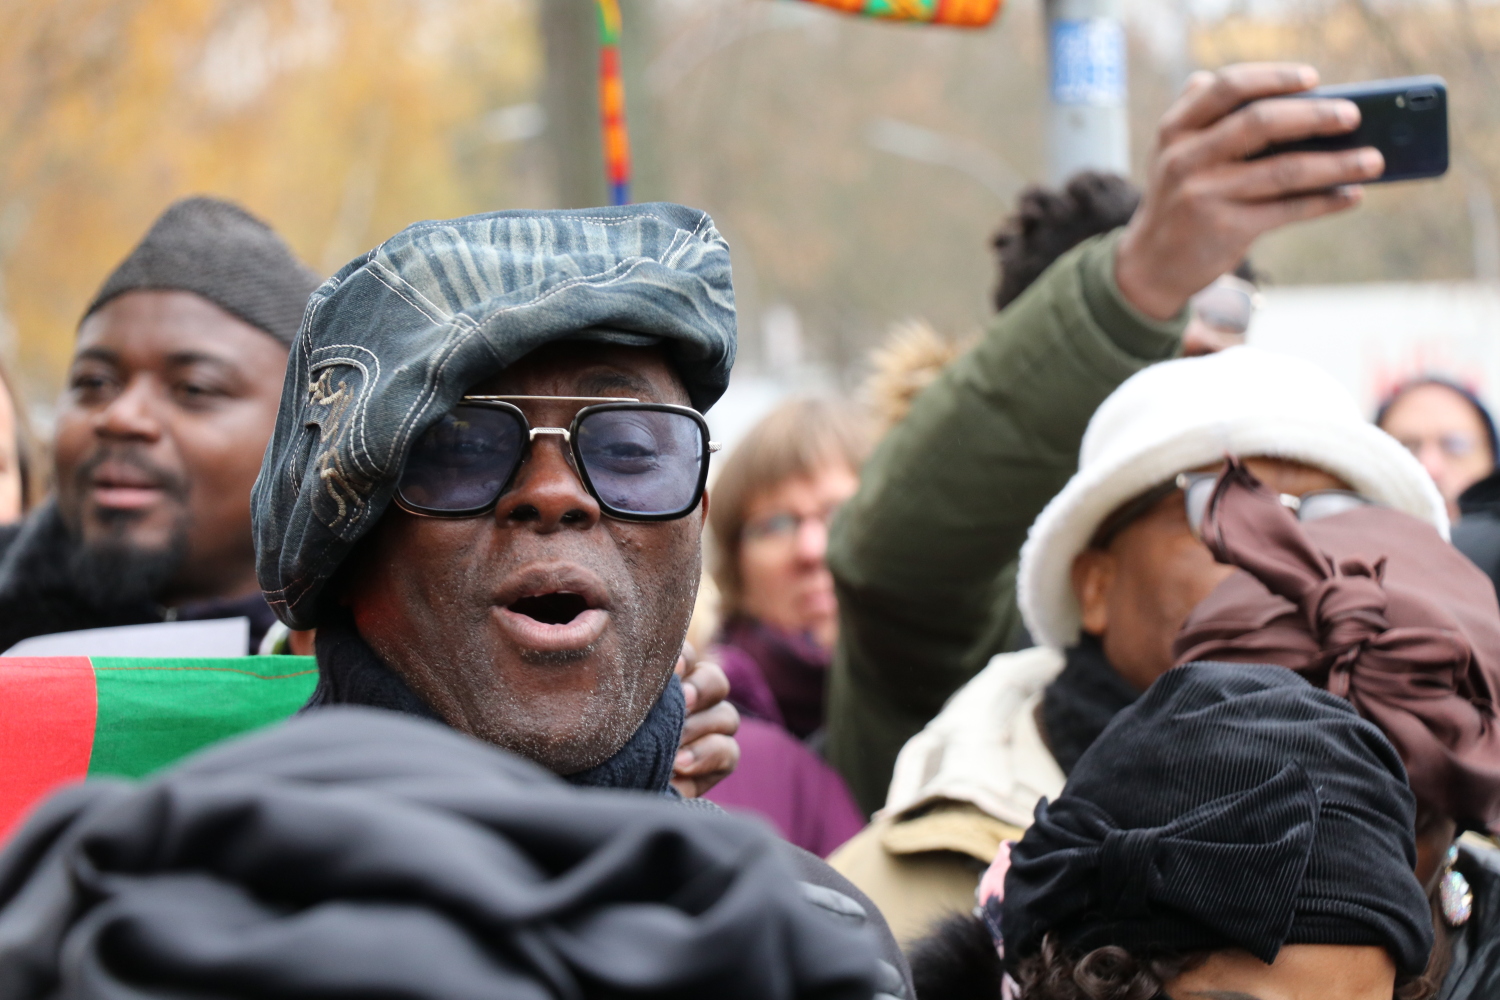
[394,395,719,521]
[1177,471,1375,541]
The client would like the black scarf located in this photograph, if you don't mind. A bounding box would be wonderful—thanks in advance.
[0,501,273,653]
[305,611,685,794]
[1039,633,1141,775]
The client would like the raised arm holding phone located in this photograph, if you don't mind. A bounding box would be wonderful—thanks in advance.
[826,62,1385,816]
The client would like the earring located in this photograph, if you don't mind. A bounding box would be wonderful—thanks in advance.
[1440,844,1474,928]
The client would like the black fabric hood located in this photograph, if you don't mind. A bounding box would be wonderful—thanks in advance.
[0,707,881,999]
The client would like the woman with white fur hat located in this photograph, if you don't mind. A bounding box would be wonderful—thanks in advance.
[830,345,1447,946]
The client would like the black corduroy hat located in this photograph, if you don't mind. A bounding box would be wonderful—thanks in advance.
[83,196,320,345]
[1000,662,1434,976]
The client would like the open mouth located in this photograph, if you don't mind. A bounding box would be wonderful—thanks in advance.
[509,592,592,625]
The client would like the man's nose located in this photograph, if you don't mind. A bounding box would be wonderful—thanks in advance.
[93,378,164,443]
[492,434,600,530]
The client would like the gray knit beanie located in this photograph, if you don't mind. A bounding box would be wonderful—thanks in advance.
[83,196,320,345]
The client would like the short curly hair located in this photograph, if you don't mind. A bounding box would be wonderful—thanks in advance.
[992,172,1141,311]
[1012,935,1205,1000]
[1014,930,1438,1000]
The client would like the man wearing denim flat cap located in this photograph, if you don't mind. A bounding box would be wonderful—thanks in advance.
[254,202,746,794]
[251,204,916,994]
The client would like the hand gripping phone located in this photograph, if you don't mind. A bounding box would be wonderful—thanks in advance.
[1256,75,1449,183]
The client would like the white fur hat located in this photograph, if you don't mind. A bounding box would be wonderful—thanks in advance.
[1017,346,1448,651]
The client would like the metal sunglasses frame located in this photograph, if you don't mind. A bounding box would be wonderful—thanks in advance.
[1189,273,1264,335]
[1176,470,1375,541]
[392,394,721,522]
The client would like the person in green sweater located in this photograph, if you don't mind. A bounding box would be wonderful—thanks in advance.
[827,62,1389,815]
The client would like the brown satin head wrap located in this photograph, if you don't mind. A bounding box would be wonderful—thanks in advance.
[1174,458,1500,833]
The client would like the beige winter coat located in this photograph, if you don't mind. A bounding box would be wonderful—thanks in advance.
[829,646,1067,945]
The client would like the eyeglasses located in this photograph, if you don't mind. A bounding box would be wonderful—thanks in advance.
[1177,471,1375,541]
[394,395,720,521]
[741,506,843,545]
[1398,432,1481,460]
[1189,274,1262,336]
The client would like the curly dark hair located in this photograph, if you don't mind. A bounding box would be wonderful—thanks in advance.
[1012,935,1206,1000]
[992,172,1140,311]
[907,917,1201,1000]
[1017,930,1441,1000]
[911,914,1441,1000]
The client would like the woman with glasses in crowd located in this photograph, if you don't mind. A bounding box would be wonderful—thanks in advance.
[1377,378,1500,599]
[1377,378,1498,524]
[700,397,869,856]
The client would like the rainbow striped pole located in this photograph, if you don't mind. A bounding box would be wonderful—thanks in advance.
[793,0,1003,27]
[597,0,631,206]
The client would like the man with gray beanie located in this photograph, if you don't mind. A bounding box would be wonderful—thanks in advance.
[0,196,319,654]
[248,201,914,991]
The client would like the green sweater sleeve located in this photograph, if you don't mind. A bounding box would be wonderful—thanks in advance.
[825,229,1186,814]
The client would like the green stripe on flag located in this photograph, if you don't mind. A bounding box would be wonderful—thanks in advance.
[87,657,318,778]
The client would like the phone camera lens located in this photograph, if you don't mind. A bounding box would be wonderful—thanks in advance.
[1407,88,1438,111]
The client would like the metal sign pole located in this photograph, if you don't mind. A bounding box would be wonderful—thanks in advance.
[1045,0,1130,185]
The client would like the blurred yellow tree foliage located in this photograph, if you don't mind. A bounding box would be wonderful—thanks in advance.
[0,0,541,406]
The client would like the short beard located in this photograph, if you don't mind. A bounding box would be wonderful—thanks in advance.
[67,509,190,609]
[60,445,192,609]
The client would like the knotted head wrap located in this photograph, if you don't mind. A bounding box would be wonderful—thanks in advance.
[1000,663,1432,976]
[1175,458,1500,833]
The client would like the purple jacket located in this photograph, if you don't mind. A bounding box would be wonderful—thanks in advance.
[715,616,830,739]
[705,716,865,857]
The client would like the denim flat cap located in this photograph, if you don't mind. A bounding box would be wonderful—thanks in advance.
[252,203,736,627]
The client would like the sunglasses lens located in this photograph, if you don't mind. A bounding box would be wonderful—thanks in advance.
[577,408,705,517]
[397,405,525,512]
[1183,475,1217,538]
[1297,491,1372,524]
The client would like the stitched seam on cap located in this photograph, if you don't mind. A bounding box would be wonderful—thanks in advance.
[368,260,453,324]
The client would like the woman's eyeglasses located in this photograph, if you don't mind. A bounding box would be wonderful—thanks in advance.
[1091,468,1378,550]
[741,506,843,545]
[1189,274,1262,336]
[1177,470,1374,541]
[394,395,719,522]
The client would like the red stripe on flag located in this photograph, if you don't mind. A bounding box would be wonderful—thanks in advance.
[0,657,96,839]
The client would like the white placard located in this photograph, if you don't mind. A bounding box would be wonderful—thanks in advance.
[1,618,251,658]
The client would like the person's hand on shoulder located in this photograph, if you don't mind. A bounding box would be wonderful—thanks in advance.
[1116,63,1383,322]
[673,647,740,798]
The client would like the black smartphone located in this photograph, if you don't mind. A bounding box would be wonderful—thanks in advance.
[1255,75,1448,183]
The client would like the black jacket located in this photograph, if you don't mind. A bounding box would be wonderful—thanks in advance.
[302,615,914,996]
[0,708,904,999]
[0,501,275,653]
[1454,472,1500,597]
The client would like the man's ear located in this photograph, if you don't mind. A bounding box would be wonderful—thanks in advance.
[1071,547,1115,638]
